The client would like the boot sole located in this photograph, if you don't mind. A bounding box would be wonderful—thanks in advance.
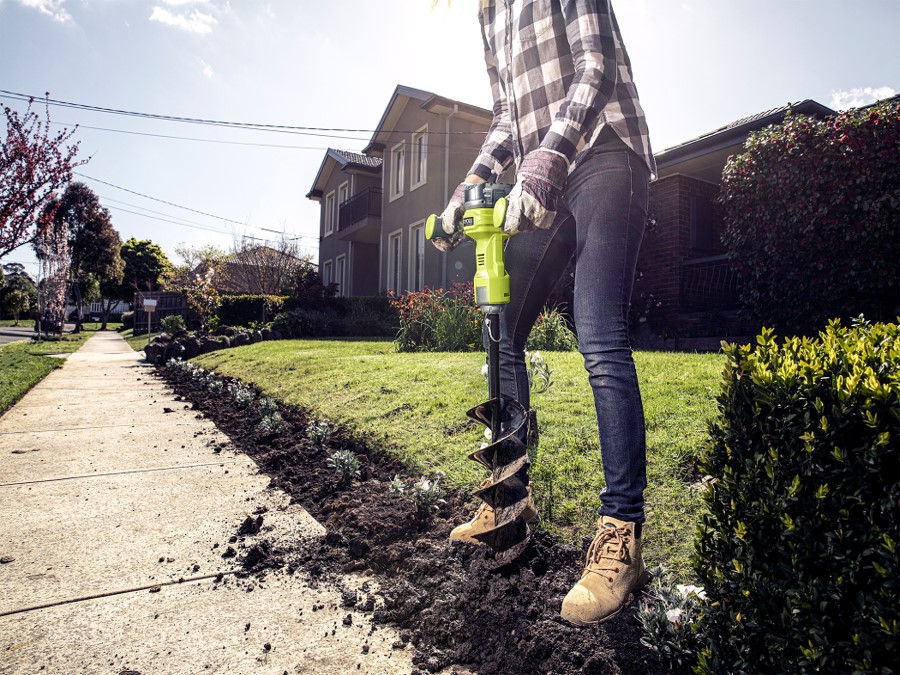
[560,570,652,627]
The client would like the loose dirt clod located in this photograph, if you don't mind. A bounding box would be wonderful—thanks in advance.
[159,366,664,675]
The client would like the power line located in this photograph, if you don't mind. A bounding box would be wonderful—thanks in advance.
[59,122,344,150]
[55,121,483,154]
[75,172,316,242]
[0,89,489,138]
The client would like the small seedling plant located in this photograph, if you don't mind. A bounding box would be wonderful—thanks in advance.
[306,418,334,445]
[390,471,447,521]
[228,381,255,408]
[257,411,284,436]
[637,568,707,671]
[326,449,361,487]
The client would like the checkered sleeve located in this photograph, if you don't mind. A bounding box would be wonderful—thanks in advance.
[541,0,619,163]
[468,15,516,181]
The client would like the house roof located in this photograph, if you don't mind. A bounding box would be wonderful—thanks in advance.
[306,148,383,201]
[362,84,491,155]
[656,99,835,168]
[654,99,835,183]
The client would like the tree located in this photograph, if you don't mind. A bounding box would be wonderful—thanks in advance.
[120,237,173,300]
[0,268,37,323]
[170,243,226,289]
[1,96,87,258]
[227,234,307,295]
[184,267,220,335]
[720,98,899,335]
[2,289,29,325]
[34,212,70,338]
[41,182,123,332]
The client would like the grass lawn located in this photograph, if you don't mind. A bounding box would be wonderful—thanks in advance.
[0,332,92,413]
[119,328,156,352]
[193,339,727,578]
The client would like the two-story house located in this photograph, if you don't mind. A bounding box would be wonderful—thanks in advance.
[308,85,494,296]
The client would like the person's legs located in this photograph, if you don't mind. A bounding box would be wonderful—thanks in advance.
[567,135,649,525]
[559,133,651,626]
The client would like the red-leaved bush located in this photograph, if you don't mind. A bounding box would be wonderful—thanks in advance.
[720,98,899,335]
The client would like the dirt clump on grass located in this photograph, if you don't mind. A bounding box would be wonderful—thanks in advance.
[159,365,663,675]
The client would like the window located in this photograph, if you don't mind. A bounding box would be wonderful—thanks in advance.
[410,222,425,291]
[411,126,427,190]
[390,141,405,201]
[335,254,346,297]
[337,182,349,229]
[322,259,333,289]
[324,191,336,236]
[388,230,402,293]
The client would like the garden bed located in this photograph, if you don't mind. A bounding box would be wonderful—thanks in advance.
[157,363,666,675]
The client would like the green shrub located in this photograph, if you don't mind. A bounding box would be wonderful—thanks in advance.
[391,284,481,352]
[526,306,578,351]
[720,99,899,335]
[160,314,186,335]
[120,311,134,329]
[271,309,334,338]
[218,294,286,327]
[694,318,899,674]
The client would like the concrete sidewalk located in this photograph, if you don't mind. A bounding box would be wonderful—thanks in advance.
[0,332,413,674]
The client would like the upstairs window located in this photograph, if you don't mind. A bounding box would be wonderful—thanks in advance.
[411,126,427,190]
[390,141,405,202]
[690,195,715,250]
[324,191,336,236]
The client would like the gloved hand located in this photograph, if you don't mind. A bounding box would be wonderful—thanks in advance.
[431,181,474,252]
[504,148,569,234]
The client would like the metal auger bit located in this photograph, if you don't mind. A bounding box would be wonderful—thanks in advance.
[464,396,534,557]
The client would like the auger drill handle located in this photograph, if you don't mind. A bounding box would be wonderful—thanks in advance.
[425,182,515,313]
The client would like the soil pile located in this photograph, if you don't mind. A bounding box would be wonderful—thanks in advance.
[159,365,664,675]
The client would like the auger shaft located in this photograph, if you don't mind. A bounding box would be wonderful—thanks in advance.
[427,182,534,558]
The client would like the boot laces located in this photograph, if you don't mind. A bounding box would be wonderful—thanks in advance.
[584,523,630,583]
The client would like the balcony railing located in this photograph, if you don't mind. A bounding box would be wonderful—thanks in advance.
[680,254,740,311]
[339,187,382,231]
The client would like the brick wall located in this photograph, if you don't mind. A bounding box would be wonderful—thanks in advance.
[636,174,725,329]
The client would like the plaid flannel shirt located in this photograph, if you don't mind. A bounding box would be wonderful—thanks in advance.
[469,0,656,181]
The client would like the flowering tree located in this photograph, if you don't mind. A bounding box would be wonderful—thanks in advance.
[184,267,220,335]
[1,96,86,258]
[34,214,70,338]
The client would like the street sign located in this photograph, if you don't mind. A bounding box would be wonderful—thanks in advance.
[143,299,158,313]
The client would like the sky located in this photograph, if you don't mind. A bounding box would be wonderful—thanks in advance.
[0,0,897,277]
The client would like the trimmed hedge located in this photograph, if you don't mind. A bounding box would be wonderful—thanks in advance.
[694,319,899,673]
[218,294,287,327]
[270,296,397,339]
[720,99,899,335]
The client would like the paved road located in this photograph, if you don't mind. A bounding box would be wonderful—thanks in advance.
[0,325,34,346]
[0,332,414,674]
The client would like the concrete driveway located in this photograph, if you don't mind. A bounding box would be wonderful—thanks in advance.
[0,332,414,674]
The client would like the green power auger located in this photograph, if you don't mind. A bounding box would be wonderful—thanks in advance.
[426,183,535,560]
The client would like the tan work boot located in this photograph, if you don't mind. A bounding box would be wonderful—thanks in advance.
[560,516,650,625]
[449,482,539,545]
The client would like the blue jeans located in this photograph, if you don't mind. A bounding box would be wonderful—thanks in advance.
[494,131,649,524]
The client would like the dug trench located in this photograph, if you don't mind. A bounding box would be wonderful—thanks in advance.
[157,364,664,675]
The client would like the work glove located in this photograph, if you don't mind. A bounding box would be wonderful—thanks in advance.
[431,181,473,253]
[503,148,570,234]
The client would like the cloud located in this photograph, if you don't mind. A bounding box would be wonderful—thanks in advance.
[161,0,210,5]
[149,5,216,34]
[199,59,214,78]
[830,86,896,110]
[14,0,72,22]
